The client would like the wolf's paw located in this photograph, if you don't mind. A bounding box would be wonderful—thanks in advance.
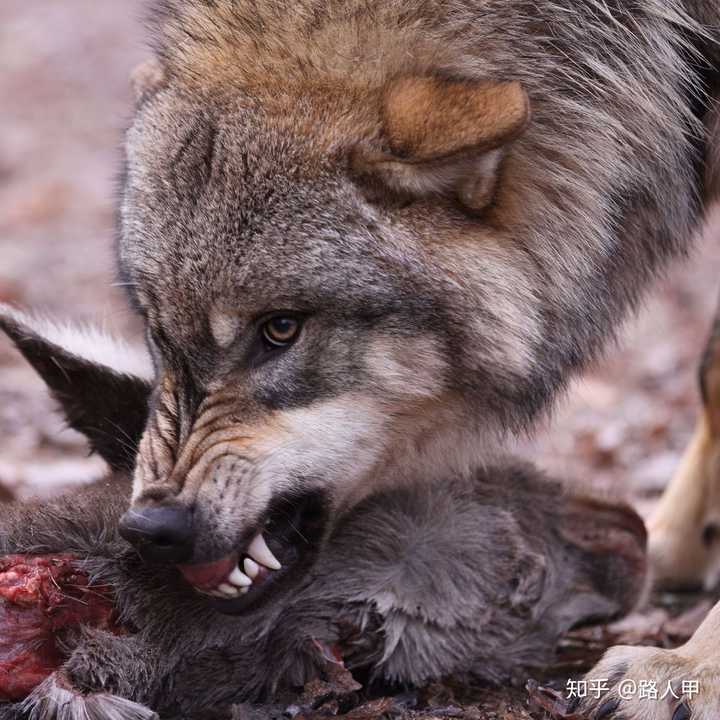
[574,644,720,719]
[19,672,157,720]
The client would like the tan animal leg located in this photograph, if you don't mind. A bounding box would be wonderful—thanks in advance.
[640,72,720,590]
[576,600,720,719]
[648,412,720,590]
[648,296,720,590]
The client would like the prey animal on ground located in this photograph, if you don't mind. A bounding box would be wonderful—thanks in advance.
[0,311,648,719]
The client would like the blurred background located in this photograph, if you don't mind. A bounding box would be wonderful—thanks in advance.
[1,1,720,519]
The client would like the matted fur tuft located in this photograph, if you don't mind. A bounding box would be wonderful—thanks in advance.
[20,674,157,720]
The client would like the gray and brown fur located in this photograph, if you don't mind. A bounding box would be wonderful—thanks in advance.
[2,1,720,715]
[115,0,720,571]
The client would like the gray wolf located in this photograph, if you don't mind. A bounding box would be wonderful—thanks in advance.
[115,0,718,611]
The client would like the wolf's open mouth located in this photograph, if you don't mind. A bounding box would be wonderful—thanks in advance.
[176,490,327,613]
[177,532,280,598]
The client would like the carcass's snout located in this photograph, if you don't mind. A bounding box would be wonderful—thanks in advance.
[118,505,194,564]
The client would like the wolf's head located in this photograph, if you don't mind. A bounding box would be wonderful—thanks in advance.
[111,0,704,611]
[108,3,550,612]
[43,0,700,611]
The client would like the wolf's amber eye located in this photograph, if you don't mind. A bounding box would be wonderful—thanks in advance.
[262,316,300,347]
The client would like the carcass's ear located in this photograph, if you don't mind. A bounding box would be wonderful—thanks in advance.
[353,77,529,212]
[558,494,648,616]
[0,305,153,472]
[130,57,166,104]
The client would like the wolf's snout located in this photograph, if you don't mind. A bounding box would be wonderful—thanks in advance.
[118,506,194,564]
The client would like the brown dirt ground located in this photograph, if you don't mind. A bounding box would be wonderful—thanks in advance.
[1,3,719,718]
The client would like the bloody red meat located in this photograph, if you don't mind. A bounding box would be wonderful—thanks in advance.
[0,554,119,701]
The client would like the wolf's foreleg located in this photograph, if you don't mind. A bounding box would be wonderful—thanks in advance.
[577,599,720,720]
[649,292,720,590]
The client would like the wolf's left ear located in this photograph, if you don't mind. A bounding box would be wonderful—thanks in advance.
[0,306,153,472]
[130,57,166,104]
[353,77,529,213]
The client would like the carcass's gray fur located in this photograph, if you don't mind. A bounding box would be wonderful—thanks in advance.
[0,463,646,719]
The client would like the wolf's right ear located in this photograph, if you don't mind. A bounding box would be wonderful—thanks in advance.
[130,57,166,104]
[0,306,153,472]
[353,76,529,213]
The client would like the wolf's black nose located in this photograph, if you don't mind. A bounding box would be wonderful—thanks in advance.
[118,505,194,563]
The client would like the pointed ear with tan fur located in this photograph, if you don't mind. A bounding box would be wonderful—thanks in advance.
[130,58,166,104]
[353,76,529,212]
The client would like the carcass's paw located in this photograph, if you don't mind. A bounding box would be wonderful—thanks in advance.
[573,644,720,719]
[20,672,157,720]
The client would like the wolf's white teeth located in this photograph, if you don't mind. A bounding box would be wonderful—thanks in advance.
[218,582,240,598]
[192,536,280,601]
[248,533,282,570]
[243,557,260,579]
[228,566,252,587]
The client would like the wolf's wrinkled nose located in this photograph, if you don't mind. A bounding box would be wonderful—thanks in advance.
[118,505,194,563]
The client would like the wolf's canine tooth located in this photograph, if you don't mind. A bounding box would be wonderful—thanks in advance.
[248,533,281,570]
[228,566,253,587]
